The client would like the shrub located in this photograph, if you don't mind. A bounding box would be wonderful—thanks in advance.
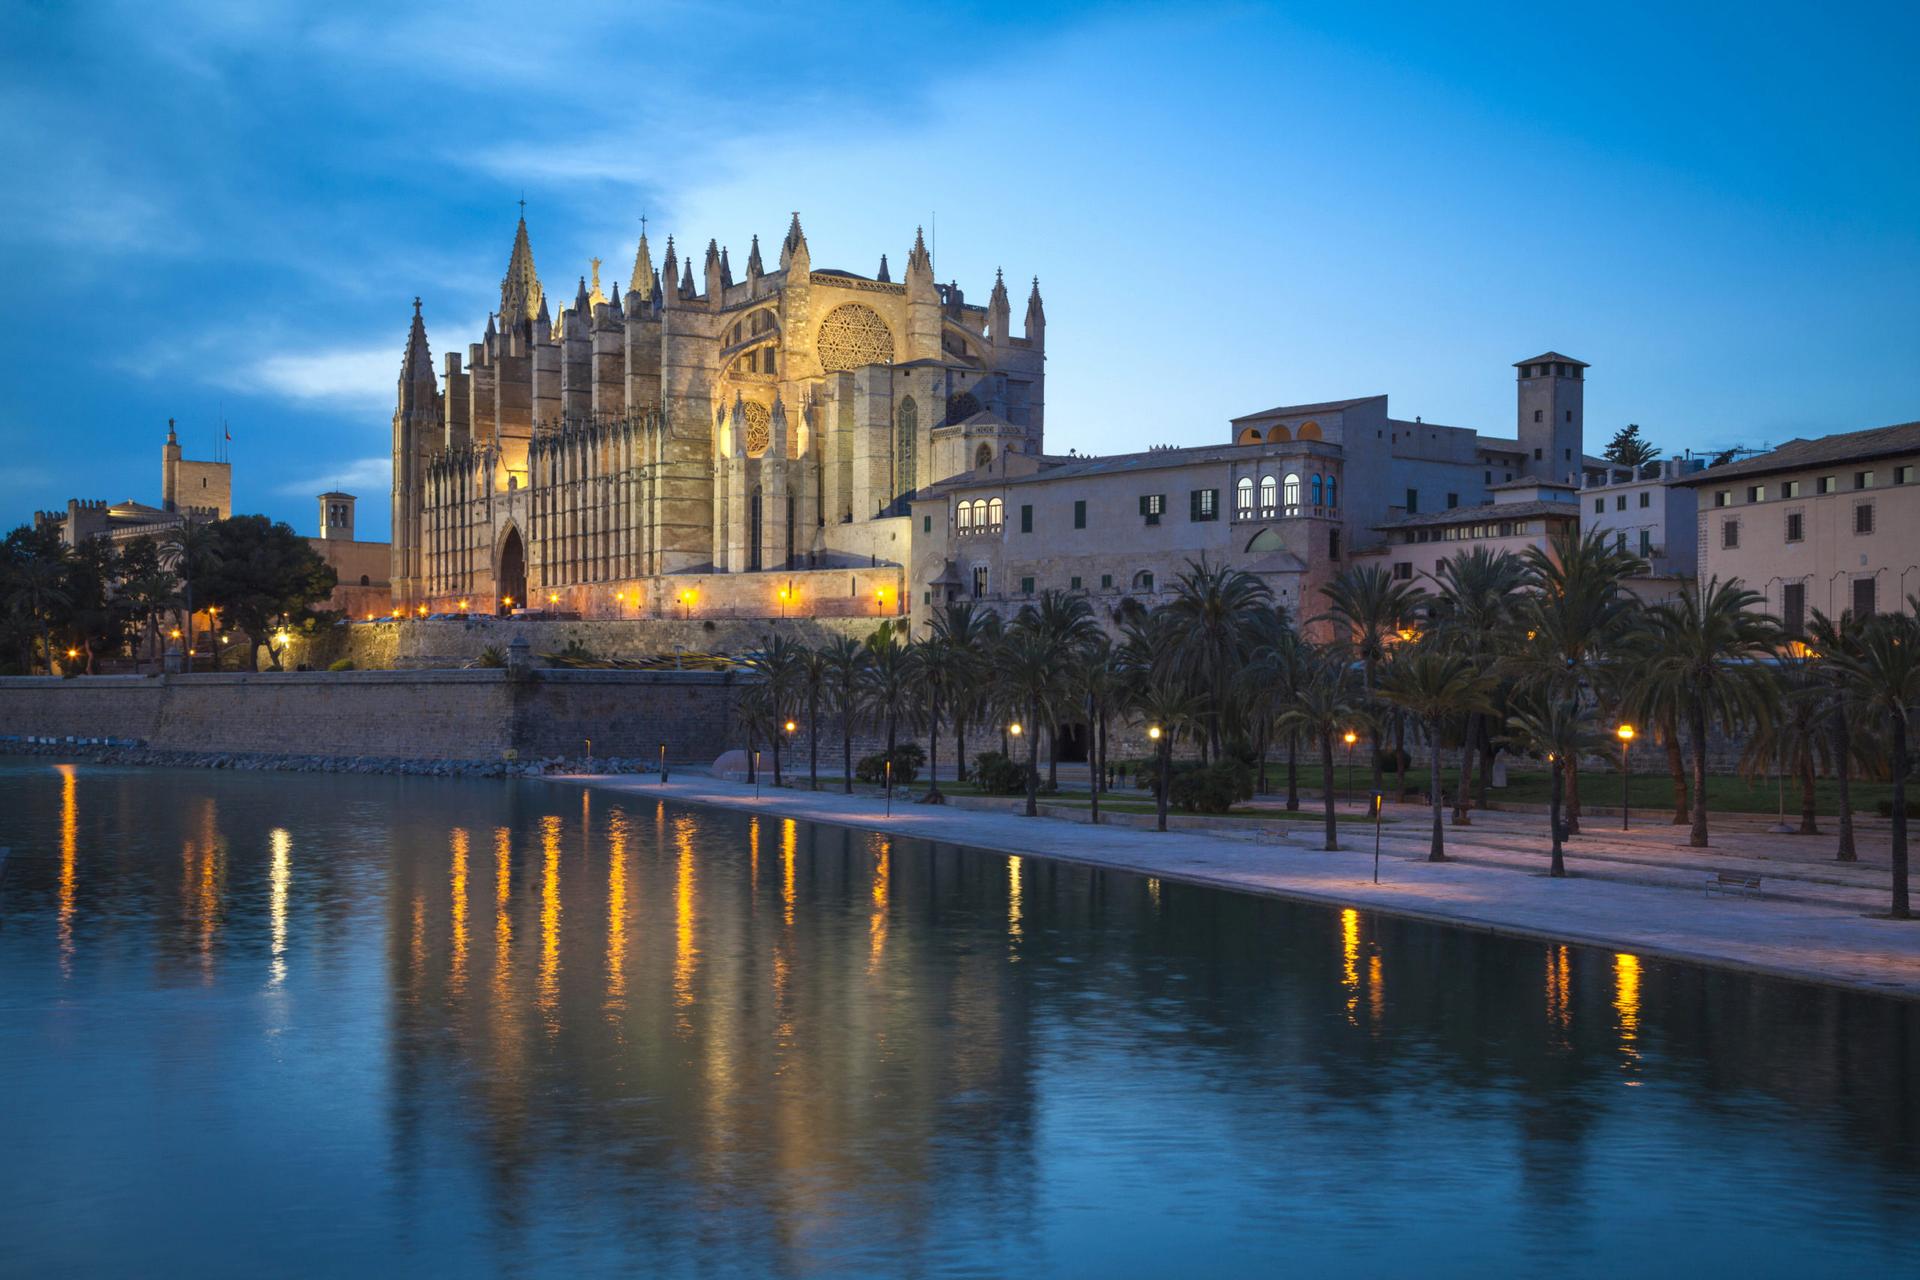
[973,750,1035,795]
[474,645,506,669]
[327,657,356,672]
[855,743,923,786]
[1168,760,1255,814]
[1373,746,1411,775]
[1875,798,1920,818]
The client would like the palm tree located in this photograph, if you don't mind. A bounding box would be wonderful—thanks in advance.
[1806,608,1871,861]
[1319,564,1429,795]
[997,625,1067,817]
[1428,546,1524,823]
[796,645,829,791]
[1830,606,1920,918]
[1128,672,1206,833]
[1276,649,1368,851]
[1637,577,1781,848]
[1023,590,1099,784]
[862,624,916,766]
[1077,635,1122,824]
[1162,557,1272,758]
[931,599,996,781]
[1738,651,1833,835]
[1379,646,1496,862]
[746,633,806,786]
[161,519,220,674]
[1239,603,1302,798]
[1511,526,1647,832]
[821,635,869,794]
[912,634,954,803]
[1505,694,1604,877]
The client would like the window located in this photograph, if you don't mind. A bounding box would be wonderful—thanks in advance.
[923,515,931,533]
[1405,488,1419,514]
[1191,488,1219,521]
[957,502,973,532]
[1854,577,1877,618]
[1616,532,1627,551]
[987,497,1003,529]
[1329,528,1341,559]
[1020,504,1033,533]
[1898,465,1914,485]
[1311,475,1323,505]
[1020,576,1035,595]
[1818,476,1836,495]
[1235,477,1254,518]
[1534,410,1543,423]
[1639,491,1651,508]
[1326,476,1337,508]
[1070,576,1082,590]
[1100,573,1113,590]
[1615,494,1627,511]
[1392,562,1413,580]
[1133,570,1155,591]
[1446,493,1460,509]
[1857,470,1875,489]
[1783,582,1806,637]
[1747,485,1763,503]
[971,565,988,596]
[1594,498,1604,514]
[1714,490,1730,508]
[1856,502,1875,534]
[1782,481,1800,499]
[1639,529,1652,555]
[1566,410,1573,422]
[1283,473,1301,511]
[1786,512,1803,542]
[1260,475,1278,516]
[1141,493,1165,525]
[1723,519,1740,549]
[1533,448,1542,460]
[1073,499,1087,529]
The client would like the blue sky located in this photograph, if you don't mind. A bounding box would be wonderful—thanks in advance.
[3,0,1915,541]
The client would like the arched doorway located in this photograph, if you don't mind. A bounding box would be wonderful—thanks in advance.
[498,526,526,614]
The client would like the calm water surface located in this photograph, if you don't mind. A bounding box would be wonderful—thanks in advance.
[0,758,1915,1277]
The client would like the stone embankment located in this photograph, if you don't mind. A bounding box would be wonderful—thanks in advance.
[3,736,659,779]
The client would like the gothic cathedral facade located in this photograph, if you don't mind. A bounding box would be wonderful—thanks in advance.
[391,213,1046,615]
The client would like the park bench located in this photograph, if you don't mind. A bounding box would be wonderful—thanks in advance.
[1704,871,1764,898]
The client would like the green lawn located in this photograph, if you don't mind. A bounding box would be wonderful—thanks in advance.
[1333,765,1894,816]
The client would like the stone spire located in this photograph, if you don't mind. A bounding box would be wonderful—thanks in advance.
[679,255,696,300]
[400,297,435,396]
[876,253,891,283]
[747,234,764,279]
[778,212,808,272]
[704,239,723,299]
[574,274,591,315]
[987,268,1011,345]
[1024,277,1045,344]
[483,310,497,343]
[499,216,543,323]
[719,245,734,288]
[629,222,653,295]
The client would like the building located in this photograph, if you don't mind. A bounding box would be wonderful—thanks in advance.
[1579,457,1704,577]
[311,493,392,619]
[1674,420,1920,633]
[35,419,230,549]
[907,352,1600,634]
[394,213,1046,620]
[1364,480,1582,585]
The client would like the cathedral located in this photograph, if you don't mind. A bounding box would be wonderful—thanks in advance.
[392,213,1047,616]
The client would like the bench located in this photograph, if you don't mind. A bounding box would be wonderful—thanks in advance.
[1705,871,1764,898]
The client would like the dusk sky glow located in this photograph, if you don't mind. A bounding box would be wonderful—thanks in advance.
[4,1,1915,540]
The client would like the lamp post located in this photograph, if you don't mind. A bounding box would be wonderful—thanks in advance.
[778,585,791,620]
[659,742,668,784]
[679,589,694,620]
[1616,723,1635,830]
[885,757,893,816]
[1343,729,1358,807]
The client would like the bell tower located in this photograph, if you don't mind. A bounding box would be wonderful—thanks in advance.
[1515,352,1586,484]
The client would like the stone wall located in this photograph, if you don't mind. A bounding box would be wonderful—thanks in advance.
[0,668,744,764]
[284,614,890,671]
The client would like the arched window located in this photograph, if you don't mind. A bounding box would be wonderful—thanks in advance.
[1259,474,1277,516]
[987,497,1004,529]
[1283,473,1301,511]
[1235,476,1254,518]
[1132,569,1155,591]
[896,396,918,498]
[1326,476,1338,510]
[958,500,974,532]
[1310,475,1323,506]
[975,443,993,469]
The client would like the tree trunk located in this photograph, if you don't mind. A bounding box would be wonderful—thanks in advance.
[1833,719,1856,861]
[1426,719,1446,862]
[808,692,820,791]
[1565,756,1582,835]
[1088,701,1100,825]
[1048,720,1060,789]
[1286,731,1300,811]
[1024,697,1040,818]
[926,688,943,802]
[1453,714,1473,825]
[1157,736,1172,833]
[746,724,758,783]
[1366,661,1383,798]
[1393,720,1409,803]
[1892,711,1911,920]
[1798,751,1818,835]
[1321,734,1337,851]
[771,730,782,786]
[842,704,854,795]
[955,715,968,783]
[1665,721,1689,824]
[1476,726,1493,811]
[1256,722,1269,795]
[1549,758,1566,877]
[1688,702,1710,848]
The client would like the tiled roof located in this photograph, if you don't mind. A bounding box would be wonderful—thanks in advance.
[1513,352,1588,368]
[1671,421,1920,486]
[1229,394,1385,423]
[1373,499,1581,531]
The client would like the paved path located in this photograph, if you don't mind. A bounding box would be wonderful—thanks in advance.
[553,773,1920,1001]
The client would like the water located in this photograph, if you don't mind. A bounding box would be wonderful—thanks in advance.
[0,759,1914,1278]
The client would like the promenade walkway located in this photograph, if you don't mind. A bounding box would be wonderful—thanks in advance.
[557,771,1920,1000]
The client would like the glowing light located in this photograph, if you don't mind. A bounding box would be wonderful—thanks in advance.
[606,808,629,1010]
[869,835,891,968]
[1343,729,1358,746]
[457,599,469,612]
[493,827,512,1004]
[1616,723,1636,743]
[65,647,79,660]
[780,818,797,927]
[1546,945,1571,1040]
[1010,722,1024,737]
[673,814,698,1029]
[538,815,561,1028]
[57,764,76,976]
[784,720,797,734]
[1008,855,1024,947]
[1341,908,1361,1024]
[1614,952,1642,1074]
[269,827,291,987]
[1146,725,1160,741]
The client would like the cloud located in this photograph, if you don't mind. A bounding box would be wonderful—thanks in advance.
[274,454,389,499]
[228,345,396,411]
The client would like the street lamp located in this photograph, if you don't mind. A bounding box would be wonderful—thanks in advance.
[1616,724,1635,830]
[1010,721,1024,738]
[679,588,695,620]
[778,584,791,619]
[1343,729,1359,806]
[457,599,469,614]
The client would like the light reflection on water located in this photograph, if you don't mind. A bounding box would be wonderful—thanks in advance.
[0,759,1917,1278]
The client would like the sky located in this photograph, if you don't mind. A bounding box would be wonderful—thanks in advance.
[2,0,1916,541]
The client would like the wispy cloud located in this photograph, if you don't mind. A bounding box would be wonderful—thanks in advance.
[225,345,396,412]
[274,455,389,499]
